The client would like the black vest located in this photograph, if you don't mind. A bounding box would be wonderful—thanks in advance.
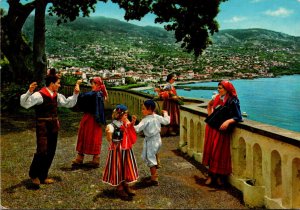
[35,89,58,118]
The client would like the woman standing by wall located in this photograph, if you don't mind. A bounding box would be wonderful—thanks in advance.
[202,80,242,186]
[155,73,181,136]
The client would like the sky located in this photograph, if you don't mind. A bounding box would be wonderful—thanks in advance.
[1,0,300,36]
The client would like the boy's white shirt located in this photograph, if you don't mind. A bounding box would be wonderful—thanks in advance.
[134,113,170,137]
[134,113,170,167]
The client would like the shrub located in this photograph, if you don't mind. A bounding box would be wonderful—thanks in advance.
[1,83,28,113]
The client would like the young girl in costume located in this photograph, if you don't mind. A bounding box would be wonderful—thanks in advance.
[72,77,108,168]
[132,99,170,186]
[102,104,138,199]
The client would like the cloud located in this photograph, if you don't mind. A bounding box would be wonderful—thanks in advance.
[297,0,300,3]
[264,7,294,17]
[225,16,247,23]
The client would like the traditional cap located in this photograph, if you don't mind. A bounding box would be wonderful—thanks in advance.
[115,104,128,113]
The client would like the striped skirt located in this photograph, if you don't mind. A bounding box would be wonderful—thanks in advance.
[102,145,139,186]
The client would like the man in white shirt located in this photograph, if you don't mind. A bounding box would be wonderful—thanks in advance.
[20,69,80,187]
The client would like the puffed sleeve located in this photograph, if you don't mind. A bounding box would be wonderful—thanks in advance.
[57,93,79,108]
[20,91,43,109]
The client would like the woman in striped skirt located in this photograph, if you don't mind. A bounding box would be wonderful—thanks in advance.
[102,104,139,199]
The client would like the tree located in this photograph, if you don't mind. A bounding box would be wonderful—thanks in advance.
[1,0,227,85]
[125,76,136,85]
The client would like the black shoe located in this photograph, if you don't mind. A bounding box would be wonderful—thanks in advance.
[116,190,132,201]
[145,179,159,186]
[124,187,136,196]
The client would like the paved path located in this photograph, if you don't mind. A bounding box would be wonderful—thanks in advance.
[128,135,247,209]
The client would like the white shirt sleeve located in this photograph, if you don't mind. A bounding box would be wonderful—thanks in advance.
[57,93,79,108]
[107,124,114,133]
[134,118,148,133]
[156,113,170,125]
[20,91,43,109]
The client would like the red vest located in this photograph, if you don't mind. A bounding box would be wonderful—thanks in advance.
[35,87,58,118]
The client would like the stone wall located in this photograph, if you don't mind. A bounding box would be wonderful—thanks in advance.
[180,103,300,209]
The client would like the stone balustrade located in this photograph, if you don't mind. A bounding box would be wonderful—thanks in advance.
[180,103,300,209]
[61,86,300,209]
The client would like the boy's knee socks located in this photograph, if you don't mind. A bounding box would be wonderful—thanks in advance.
[150,166,158,181]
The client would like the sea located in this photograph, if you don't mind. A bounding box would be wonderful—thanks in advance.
[141,75,300,133]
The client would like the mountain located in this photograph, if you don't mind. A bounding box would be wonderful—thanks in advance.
[22,15,300,76]
[212,28,300,49]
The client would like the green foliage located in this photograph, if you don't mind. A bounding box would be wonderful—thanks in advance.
[212,71,235,78]
[269,63,300,76]
[0,58,13,83]
[0,56,9,66]
[112,0,227,57]
[111,83,147,90]
[1,84,28,113]
[21,16,300,78]
[60,74,80,86]
[52,60,75,68]
[125,77,137,84]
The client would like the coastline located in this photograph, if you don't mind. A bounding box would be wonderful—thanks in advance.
[133,75,300,132]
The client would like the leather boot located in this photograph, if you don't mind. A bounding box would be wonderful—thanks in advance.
[146,166,159,186]
[31,177,40,186]
[72,153,84,166]
[43,178,55,184]
[123,182,136,196]
[88,155,100,168]
[116,184,130,200]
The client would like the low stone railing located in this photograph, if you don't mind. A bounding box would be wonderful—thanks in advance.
[180,103,300,209]
[62,86,300,209]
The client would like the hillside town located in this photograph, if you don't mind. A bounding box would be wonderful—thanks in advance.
[50,51,277,86]
[56,65,203,86]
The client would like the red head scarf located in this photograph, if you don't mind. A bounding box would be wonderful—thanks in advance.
[220,80,238,97]
[91,77,108,97]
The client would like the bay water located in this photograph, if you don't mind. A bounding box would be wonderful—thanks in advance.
[142,75,300,132]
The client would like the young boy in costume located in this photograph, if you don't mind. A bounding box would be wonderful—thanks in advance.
[132,99,170,186]
[102,104,138,200]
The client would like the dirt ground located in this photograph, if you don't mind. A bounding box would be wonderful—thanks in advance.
[1,110,247,209]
